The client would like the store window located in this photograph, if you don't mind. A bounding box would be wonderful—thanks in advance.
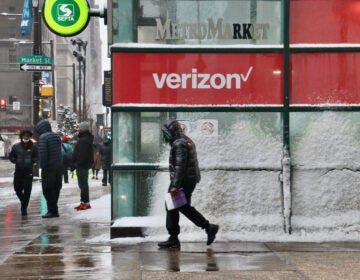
[290,0,360,44]
[133,0,283,45]
[290,52,360,104]
[112,110,282,219]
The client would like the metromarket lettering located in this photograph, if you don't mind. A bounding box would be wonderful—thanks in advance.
[152,67,253,90]
[155,18,270,41]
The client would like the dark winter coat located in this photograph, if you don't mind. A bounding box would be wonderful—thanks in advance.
[162,120,201,193]
[72,131,94,170]
[100,142,111,169]
[9,140,38,172]
[35,120,62,170]
[92,143,101,170]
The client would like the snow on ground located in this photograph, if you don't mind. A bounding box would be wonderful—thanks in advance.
[2,176,359,245]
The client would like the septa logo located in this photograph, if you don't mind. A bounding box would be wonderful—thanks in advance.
[57,4,75,22]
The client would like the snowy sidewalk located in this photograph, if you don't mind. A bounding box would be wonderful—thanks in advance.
[0,177,359,279]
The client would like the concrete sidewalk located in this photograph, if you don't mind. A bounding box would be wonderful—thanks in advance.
[0,183,359,279]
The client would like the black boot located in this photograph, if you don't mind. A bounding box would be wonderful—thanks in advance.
[21,203,27,216]
[206,224,219,245]
[42,212,59,218]
[158,237,180,249]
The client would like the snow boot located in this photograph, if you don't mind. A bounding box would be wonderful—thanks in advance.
[158,237,180,249]
[206,224,219,245]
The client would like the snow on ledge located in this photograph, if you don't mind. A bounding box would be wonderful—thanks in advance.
[110,43,283,50]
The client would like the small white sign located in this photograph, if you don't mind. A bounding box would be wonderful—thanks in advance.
[12,101,20,111]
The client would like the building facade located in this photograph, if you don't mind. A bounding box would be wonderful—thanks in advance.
[108,0,360,237]
[0,0,102,136]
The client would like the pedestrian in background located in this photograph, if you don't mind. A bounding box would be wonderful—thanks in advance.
[35,120,62,218]
[158,120,219,249]
[100,136,111,186]
[92,142,101,180]
[61,136,73,183]
[71,122,94,211]
[9,130,38,216]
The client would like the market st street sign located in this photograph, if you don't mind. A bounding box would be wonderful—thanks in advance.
[19,55,53,72]
[42,0,90,36]
[19,55,53,65]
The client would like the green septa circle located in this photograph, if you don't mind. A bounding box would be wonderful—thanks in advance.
[43,0,90,36]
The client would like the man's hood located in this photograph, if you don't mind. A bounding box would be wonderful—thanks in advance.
[162,120,183,143]
[35,120,51,135]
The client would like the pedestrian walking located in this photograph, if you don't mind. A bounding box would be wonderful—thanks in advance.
[100,136,111,186]
[35,120,62,218]
[71,122,94,211]
[92,142,101,180]
[61,136,73,183]
[9,130,38,216]
[158,120,219,249]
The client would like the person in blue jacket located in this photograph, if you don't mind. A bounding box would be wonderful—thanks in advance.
[61,136,73,183]
[9,130,38,216]
[35,120,62,218]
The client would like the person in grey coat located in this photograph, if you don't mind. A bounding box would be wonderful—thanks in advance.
[71,122,94,210]
[9,130,38,216]
[35,120,62,218]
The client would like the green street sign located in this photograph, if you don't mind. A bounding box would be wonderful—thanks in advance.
[42,0,90,37]
[19,55,53,65]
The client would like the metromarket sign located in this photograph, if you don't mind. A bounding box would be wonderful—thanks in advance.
[42,0,90,36]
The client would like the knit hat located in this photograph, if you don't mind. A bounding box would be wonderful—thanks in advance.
[78,122,90,131]
[62,136,69,142]
[19,130,33,138]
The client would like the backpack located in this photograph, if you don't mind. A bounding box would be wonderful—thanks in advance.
[62,143,73,162]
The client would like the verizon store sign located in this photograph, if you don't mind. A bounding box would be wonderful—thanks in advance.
[113,52,283,105]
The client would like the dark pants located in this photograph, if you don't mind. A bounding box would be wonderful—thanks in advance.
[166,188,209,238]
[76,167,90,203]
[14,168,33,211]
[62,156,69,183]
[62,166,69,183]
[41,166,62,214]
[102,168,111,185]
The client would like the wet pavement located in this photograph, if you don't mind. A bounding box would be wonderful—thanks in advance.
[0,180,360,279]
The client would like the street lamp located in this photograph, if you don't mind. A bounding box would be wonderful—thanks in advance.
[71,38,87,122]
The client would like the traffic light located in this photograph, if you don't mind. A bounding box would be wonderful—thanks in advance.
[0,99,6,111]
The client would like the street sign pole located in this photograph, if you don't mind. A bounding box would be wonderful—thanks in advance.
[33,0,41,127]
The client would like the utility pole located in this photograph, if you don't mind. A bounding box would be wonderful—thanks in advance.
[32,0,41,126]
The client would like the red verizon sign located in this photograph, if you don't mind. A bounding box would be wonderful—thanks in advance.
[113,53,283,105]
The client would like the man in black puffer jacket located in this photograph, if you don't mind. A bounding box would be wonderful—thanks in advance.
[35,120,62,218]
[158,120,219,249]
[9,130,38,216]
[71,122,94,211]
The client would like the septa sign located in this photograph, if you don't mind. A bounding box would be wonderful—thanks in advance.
[42,0,90,36]
[112,52,283,106]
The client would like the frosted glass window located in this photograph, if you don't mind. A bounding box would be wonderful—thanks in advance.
[138,0,282,45]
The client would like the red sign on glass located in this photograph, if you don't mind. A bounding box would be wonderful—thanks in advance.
[291,53,360,105]
[113,52,283,106]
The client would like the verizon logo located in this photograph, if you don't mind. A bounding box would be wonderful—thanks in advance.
[152,67,253,90]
